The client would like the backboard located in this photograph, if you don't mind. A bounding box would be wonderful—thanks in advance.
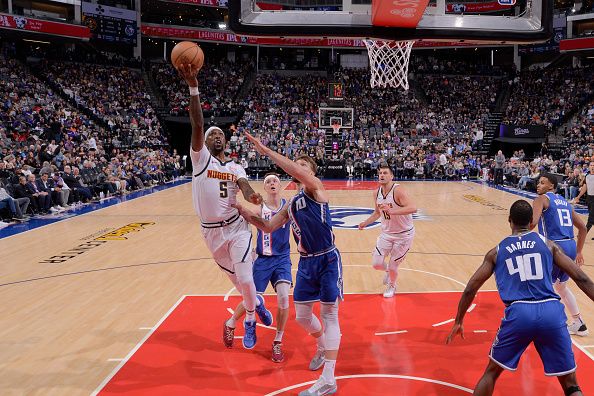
[228,0,551,44]
[319,107,354,129]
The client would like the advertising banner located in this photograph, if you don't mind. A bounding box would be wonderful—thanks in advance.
[0,13,90,39]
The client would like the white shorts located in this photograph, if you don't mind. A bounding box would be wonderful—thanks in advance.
[374,232,414,264]
[201,217,253,274]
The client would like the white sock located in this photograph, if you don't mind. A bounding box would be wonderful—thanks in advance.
[316,334,326,351]
[274,331,284,342]
[226,317,236,328]
[246,309,255,322]
[256,295,262,306]
[321,359,336,382]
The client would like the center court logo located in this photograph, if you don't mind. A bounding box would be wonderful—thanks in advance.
[330,206,429,229]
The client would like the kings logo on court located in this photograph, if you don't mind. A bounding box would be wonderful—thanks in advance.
[330,206,429,229]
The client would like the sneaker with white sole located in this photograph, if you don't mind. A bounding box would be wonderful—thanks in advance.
[568,320,589,336]
[242,321,257,349]
[255,294,273,326]
[309,348,325,371]
[298,376,337,396]
[383,283,396,298]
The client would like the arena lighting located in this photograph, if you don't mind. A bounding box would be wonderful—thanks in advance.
[23,39,50,44]
[218,22,227,29]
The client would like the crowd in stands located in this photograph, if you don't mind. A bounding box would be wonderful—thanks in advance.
[151,58,252,117]
[0,53,183,224]
[2,41,594,224]
[504,66,594,128]
[40,61,166,148]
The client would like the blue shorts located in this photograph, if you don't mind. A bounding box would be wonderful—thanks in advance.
[294,248,343,304]
[552,240,577,283]
[253,254,292,293]
[490,300,576,376]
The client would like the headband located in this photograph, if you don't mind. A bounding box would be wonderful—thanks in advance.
[264,174,280,184]
[205,126,223,140]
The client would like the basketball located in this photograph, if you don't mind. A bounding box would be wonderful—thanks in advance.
[171,41,204,70]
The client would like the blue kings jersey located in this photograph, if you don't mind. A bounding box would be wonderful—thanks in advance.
[256,199,290,257]
[494,231,559,304]
[538,192,575,241]
[288,190,335,255]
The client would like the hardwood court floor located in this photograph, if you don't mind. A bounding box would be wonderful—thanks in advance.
[1,180,593,395]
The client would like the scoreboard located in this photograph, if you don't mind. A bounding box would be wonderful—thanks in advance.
[82,2,137,45]
[328,82,344,102]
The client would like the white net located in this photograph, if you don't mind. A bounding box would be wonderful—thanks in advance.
[364,40,414,90]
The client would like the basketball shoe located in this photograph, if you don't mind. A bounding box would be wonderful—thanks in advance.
[272,341,284,363]
[568,320,589,336]
[223,321,234,348]
[383,283,396,298]
[298,376,337,396]
[255,295,273,326]
[309,348,325,371]
[243,321,257,349]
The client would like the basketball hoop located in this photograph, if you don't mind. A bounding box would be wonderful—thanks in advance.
[364,40,414,90]
[332,124,341,135]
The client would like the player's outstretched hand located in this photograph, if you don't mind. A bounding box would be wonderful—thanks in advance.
[445,322,464,344]
[576,252,585,266]
[177,63,199,87]
[245,132,268,155]
[232,203,256,222]
[358,222,367,230]
[248,192,263,205]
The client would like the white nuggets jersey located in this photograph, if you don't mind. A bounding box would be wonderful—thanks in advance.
[190,146,246,223]
[376,183,414,236]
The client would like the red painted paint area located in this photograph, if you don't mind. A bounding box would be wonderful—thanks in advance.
[285,180,380,190]
[98,292,594,395]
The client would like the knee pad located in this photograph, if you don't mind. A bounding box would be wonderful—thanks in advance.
[276,283,290,310]
[295,304,321,334]
[372,253,386,271]
[321,302,341,350]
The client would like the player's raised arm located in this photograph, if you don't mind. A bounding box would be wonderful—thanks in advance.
[446,248,497,344]
[529,195,546,230]
[550,242,594,301]
[244,132,323,194]
[359,190,381,230]
[380,185,416,216]
[572,208,587,265]
[234,203,289,234]
[178,64,204,152]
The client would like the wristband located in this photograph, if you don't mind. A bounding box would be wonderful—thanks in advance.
[189,86,199,96]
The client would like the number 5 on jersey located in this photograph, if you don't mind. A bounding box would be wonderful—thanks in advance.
[220,182,228,198]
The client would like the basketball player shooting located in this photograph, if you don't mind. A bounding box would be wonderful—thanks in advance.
[358,164,416,298]
[234,132,343,396]
[177,64,271,350]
